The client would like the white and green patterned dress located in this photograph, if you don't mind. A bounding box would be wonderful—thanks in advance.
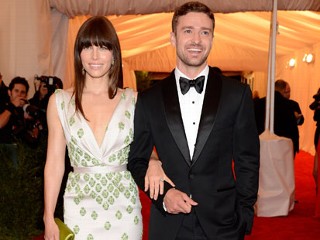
[55,88,142,240]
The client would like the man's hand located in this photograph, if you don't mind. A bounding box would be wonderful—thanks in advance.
[163,188,198,214]
[11,96,26,107]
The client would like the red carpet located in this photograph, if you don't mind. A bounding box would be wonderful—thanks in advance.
[246,151,320,240]
[35,151,320,239]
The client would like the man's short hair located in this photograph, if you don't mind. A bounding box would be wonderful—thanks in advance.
[8,77,29,93]
[275,79,288,92]
[172,1,215,33]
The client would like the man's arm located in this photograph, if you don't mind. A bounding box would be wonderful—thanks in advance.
[233,85,260,234]
[0,102,16,128]
[128,94,153,190]
[290,100,304,125]
[128,94,177,212]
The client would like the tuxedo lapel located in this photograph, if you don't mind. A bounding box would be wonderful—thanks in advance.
[162,72,192,165]
[192,68,222,164]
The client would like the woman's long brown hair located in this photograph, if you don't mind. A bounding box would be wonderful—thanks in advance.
[73,16,123,119]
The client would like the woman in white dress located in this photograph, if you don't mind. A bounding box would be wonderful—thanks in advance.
[43,16,168,240]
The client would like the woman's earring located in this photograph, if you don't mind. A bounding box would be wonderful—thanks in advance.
[82,68,86,75]
[111,58,115,66]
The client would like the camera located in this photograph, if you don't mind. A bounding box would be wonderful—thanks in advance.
[34,75,63,96]
[309,92,320,110]
[22,103,46,133]
[23,104,42,118]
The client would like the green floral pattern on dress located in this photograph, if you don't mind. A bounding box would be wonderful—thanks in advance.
[55,89,142,239]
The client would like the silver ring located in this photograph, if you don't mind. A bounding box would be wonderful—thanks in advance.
[160,178,164,182]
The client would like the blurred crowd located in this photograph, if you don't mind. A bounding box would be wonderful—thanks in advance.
[0,73,62,147]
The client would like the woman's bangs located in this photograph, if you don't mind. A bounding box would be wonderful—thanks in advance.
[80,30,113,50]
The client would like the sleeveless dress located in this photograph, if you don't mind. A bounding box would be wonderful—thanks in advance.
[54,88,142,240]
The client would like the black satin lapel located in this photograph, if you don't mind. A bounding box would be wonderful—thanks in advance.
[162,73,192,165]
[192,68,222,163]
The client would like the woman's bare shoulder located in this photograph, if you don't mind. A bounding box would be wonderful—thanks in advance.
[121,87,138,98]
[64,88,73,94]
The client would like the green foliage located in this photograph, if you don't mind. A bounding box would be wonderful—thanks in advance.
[135,71,152,92]
[0,138,47,239]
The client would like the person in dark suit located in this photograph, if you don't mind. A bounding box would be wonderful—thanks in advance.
[254,80,300,155]
[310,88,320,149]
[275,79,304,152]
[128,2,260,239]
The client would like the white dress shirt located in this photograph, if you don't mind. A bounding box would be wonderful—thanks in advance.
[175,66,209,159]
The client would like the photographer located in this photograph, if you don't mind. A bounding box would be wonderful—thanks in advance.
[33,75,63,98]
[0,72,9,105]
[0,77,41,147]
[29,75,63,132]
[29,79,49,110]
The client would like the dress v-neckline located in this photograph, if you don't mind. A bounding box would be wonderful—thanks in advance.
[80,92,123,150]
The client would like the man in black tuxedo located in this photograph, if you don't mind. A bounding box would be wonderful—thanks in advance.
[128,2,260,239]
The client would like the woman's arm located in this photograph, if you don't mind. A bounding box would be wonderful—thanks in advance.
[43,94,67,240]
[145,149,175,200]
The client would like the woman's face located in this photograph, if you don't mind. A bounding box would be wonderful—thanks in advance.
[80,45,113,79]
[39,82,48,98]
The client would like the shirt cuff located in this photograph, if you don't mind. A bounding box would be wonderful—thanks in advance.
[162,201,167,212]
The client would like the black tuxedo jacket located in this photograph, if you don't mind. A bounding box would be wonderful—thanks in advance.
[128,67,260,240]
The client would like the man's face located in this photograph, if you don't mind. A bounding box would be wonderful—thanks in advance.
[170,12,214,73]
[8,83,27,106]
[282,84,291,99]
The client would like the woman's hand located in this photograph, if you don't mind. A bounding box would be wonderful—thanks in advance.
[145,158,175,200]
[43,217,59,240]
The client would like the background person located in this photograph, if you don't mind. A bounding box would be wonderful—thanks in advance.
[29,80,49,111]
[29,76,63,133]
[0,72,9,105]
[310,88,320,149]
[254,80,298,155]
[275,79,302,155]
[309,88,320,217]
[276,79,304,125]
[0,76,40,146]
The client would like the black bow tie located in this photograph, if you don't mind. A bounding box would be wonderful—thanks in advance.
[179,76,205,95]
